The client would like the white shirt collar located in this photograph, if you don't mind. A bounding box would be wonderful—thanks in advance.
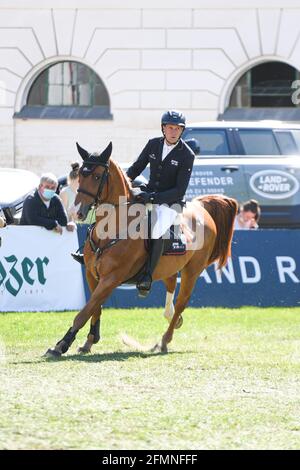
[161,140,179,161]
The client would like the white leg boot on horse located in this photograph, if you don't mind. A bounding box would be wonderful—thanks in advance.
[158,258,210,353]
[163,274,183,329]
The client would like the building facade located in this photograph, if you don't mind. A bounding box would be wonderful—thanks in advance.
[0,0,300,175]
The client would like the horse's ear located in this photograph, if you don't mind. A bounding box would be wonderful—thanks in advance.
[76,142,89,161]
[100,142,113,163]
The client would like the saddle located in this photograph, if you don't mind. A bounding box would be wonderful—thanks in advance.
[144,225,187,256]
[129,185,188,256]
[122,213,187,286]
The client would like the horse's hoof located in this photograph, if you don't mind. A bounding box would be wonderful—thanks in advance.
[43,348,61,358]
[175,316,183,329]
[150,343,161,353]
[151,342,168,354]
[77,346,90,354]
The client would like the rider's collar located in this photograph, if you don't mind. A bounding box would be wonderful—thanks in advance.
[164,138,182,147]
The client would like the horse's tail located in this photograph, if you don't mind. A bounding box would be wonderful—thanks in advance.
[196,194,238,269]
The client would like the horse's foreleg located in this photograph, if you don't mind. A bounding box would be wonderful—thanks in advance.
[78,311,102,354]
[46,277,118,357]
[78,271,102,354]
[46,302,98,357]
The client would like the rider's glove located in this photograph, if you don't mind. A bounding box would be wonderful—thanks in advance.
[135,191,155,204]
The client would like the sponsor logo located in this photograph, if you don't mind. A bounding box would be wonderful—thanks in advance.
[171,160,178,166]
[0,255,49,297]
[249,170,300,199]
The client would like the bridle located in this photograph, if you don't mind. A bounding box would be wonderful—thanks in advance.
[77,160,110,208]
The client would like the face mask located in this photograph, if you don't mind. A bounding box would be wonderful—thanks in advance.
[42,188,56,200]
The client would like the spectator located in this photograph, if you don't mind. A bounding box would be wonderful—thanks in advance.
[59,162,80,221]
[234,199,261,230]
[20,173,75,234]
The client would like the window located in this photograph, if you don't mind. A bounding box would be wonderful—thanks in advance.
[238,130,280,155]
[183,129,229,156]
[15,61,111,119]
[274,131,297,155]
[290,130,300,153]
[230,62,300,108]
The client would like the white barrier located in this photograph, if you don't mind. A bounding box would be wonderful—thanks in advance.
[0,226,86,312]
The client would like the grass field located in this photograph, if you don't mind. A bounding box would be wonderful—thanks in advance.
[1,307,300,450]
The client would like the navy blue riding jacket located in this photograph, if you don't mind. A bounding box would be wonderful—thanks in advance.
[20,190,68,230]
[126,137,195,205]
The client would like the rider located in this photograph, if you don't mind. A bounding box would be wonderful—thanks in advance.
[127,110,195,297]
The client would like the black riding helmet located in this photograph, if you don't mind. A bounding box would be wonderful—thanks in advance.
[161,110,186,128]
[161,110,186,144]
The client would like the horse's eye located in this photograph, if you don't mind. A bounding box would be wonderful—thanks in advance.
[94,175,100,181]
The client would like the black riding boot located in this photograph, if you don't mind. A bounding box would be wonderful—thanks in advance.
[137,237,164,298]
[71,252,85,265]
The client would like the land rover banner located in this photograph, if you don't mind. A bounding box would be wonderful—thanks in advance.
[0,226,85,312]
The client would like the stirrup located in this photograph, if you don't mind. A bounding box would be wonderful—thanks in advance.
[136,274,152,298]
[137,286,151,298]
[71,252,85,265]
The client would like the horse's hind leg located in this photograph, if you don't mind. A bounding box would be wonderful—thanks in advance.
[163,274,178,325]
[78,271,102,354]
[160,259,207,352]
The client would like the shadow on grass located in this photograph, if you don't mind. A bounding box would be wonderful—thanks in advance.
[58,351,184,362]
[10,349,194,365]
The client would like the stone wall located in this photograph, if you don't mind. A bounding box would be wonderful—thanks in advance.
[0,1,300,175]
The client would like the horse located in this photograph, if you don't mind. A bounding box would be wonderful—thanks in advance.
[45,142,238,357]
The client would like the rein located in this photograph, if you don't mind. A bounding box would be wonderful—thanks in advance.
[88,224,122,257]
[78,159,135,278]
[87,217,132,281]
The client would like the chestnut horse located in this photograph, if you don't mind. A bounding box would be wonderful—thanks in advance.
[46,142,238,357]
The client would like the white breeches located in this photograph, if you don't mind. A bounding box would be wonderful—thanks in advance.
[149,204,178,239]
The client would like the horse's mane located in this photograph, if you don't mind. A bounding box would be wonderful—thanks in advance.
[195,194,238,269]
[109,157,133,197]
[114,159,132,188]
